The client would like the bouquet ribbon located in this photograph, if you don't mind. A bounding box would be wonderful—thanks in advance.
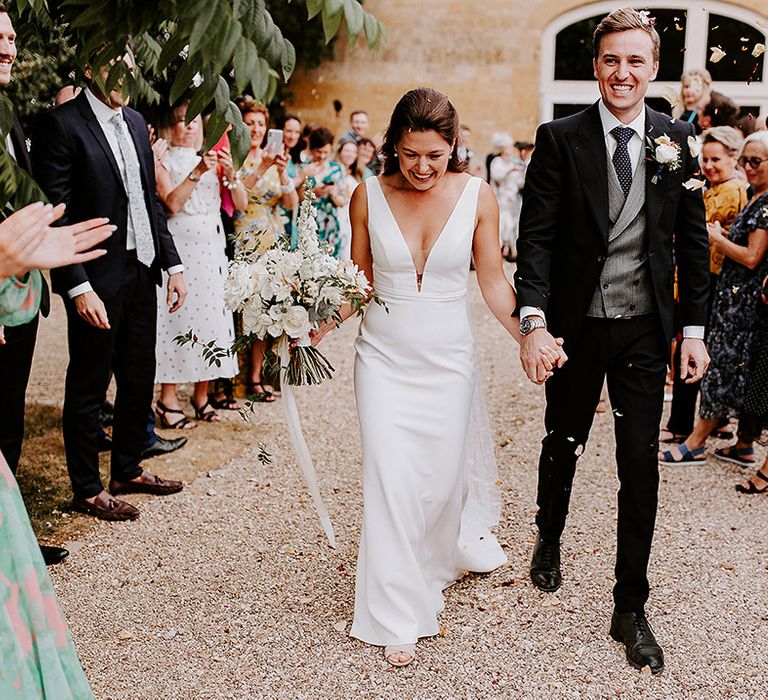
[278,339,337,548]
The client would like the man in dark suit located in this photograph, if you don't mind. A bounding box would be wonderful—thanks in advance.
[515,9,710,674]
[32,49,187,521]
[0,5,70,566]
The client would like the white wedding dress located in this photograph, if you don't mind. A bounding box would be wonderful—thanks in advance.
[351,175,507,647]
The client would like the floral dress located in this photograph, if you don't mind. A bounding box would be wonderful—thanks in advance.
[700,192,768,419]
[233,162,285,257]
[0,275,94,699]
[302,161,346,258]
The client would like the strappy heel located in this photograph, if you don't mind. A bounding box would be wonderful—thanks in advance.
[735,468,768,494]
[246,380,276,403]
[190,398,220,422]
[155,401,196,430]
[384,643,416,667]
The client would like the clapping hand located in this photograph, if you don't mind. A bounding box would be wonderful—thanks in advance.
[0,202,114,279]
[151,137,169,164]
[706,220,725,246]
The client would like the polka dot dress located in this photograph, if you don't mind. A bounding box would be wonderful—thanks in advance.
[155,147,239,384]
[743,308,768,436]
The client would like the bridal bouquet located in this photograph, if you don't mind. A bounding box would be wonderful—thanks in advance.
[223,187,373,385]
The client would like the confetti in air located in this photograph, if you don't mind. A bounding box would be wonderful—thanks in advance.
[709,46,727,63]
[753,43,766,58]
[683,178,706,191]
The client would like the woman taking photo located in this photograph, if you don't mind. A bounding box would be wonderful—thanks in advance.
[336,137,364,260]
[154,101,244,427]
[312,88,563,667]
[234,97,298,401]
[660,131,768,465]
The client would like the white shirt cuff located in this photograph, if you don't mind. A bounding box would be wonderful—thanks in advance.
[68,282,93,299]
[521,306,546,323]
[682,325,705,340]
[167,265,184,275]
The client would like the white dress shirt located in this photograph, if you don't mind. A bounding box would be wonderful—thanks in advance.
[522,99,704,340]
[68,88,183,298]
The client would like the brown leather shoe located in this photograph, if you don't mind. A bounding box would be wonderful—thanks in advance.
[109,470,183,496]
[72,491,139,521]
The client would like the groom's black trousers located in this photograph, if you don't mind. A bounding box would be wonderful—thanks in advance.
[535,314,667,614]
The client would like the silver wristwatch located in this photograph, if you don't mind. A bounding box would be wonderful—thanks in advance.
[519,315,547,336]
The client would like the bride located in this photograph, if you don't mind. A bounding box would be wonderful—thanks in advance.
[312,87,563,667]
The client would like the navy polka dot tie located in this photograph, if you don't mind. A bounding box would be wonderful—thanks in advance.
[610,126,634,198]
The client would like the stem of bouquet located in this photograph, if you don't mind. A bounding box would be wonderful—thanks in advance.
[276,335,337,548]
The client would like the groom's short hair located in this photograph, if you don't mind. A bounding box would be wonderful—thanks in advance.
[593,8,661,63]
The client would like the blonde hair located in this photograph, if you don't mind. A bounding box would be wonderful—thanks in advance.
[592,8,660,63]
[702,127,743,156]
[673,69,713,117]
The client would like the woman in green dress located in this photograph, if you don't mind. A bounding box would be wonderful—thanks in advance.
[300,127,347,258]
[0,202,113,699]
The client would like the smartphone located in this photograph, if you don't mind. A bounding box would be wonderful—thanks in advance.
[266,128,283,151]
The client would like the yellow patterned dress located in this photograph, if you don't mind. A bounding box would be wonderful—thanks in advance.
[703,177,749,276]
[232,162,286,256]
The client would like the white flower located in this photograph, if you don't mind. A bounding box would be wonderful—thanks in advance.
[655,142,679,165]
[224,261,256,311]
[687,135,701,158]
[282,305,312,344]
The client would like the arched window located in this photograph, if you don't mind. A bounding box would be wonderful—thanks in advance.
[541,1,767,123]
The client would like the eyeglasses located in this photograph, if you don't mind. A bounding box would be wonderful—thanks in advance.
[737,156,768,170]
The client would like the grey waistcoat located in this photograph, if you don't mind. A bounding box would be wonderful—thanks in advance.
[587,150,654,319]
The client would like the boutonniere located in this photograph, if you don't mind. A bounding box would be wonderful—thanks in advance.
[645,134,682,184]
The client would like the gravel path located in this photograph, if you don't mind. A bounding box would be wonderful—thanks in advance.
[31,271,767,699]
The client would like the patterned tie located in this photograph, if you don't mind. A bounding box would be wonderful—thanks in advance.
[610,126,634,198]
[111,112,155,267]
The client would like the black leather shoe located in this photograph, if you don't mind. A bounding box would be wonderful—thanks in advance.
[530,534,561,592]
[610,610,665,674]
[97,431,112,452]
[141,435,188,460]
[40,545,69,566]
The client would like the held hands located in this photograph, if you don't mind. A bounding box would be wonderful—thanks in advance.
[166,272,187,313]
[680,337,710,383]
[520,328,568,385]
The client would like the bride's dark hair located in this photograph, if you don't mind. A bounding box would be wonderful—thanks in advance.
[381,87,467,176]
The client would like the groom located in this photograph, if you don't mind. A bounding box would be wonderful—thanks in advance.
[515,8,709,674]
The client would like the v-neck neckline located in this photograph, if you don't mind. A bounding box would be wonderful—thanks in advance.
[376,176,472,292]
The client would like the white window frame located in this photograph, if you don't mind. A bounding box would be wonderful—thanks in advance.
[540,0,768,122]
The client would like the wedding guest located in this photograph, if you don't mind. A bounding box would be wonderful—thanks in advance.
[298,122,318,165]
[660,131,768,466]
[32,48,186,521]
[736,272,768,493]
[234,96,298,401]
[660,126,748,443]
[0,201,113,700]
[336,137,363,260]
[300,127,347,258]
[485,132,505,183]
[278,113,303,247]
[673,68,712,133]
[357,137,378,178]
[153,101,243,426]
[699,91,740,130]
[489,132,525,261]
[341,109,369,143]
[55,84,81,105]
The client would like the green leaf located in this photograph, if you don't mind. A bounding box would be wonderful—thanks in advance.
[281,39,296,81]
[215,17,243,73]
[0,95,13,139]
[228,117,251,168]
[343,0,364,35]
[188,0,219,54]
[233,39,258,93]
[306,0,324,20]
[322,4,344,44]
[169,57,201,105]
[213,76,230,112]
[157,30,189,72]
[69,0,111,29]
[185,70,217,123]
[363,13,383,50]
[204,109,228,152]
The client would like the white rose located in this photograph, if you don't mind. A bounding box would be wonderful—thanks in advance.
[655,143,678,165]
[282,305,312,344]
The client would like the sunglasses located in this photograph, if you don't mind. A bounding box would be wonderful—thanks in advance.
[737,156,768,170]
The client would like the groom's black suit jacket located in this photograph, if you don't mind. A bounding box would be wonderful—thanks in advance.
[515,102,710,349]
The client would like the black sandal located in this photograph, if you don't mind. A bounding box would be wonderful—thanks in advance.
[207,393,240,411]
[246,381,276,403]
[155,401,196,430]
[735,469,768,495]
[191,398,220,422]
